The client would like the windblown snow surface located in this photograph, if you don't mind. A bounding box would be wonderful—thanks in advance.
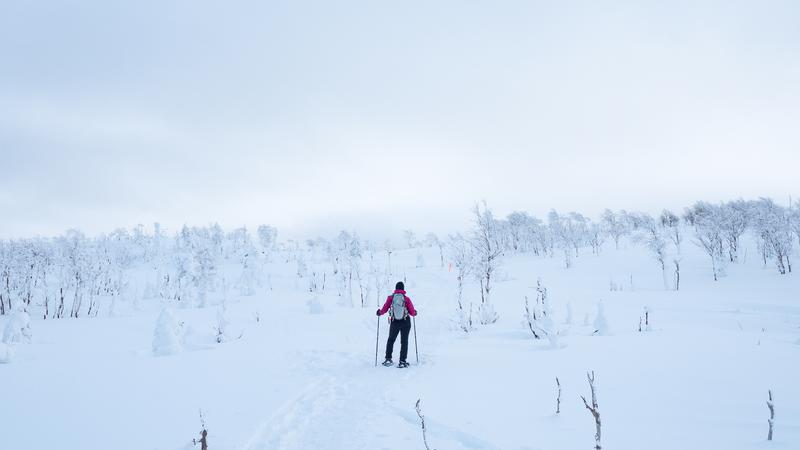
[2,240,798,450]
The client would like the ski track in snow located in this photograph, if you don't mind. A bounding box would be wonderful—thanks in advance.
[242,374,348,450]
[242,349,374,450]
[242,345,508,450]
[387,403,507,450]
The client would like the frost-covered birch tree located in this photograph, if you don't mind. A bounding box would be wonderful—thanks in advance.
[470,202,502,324]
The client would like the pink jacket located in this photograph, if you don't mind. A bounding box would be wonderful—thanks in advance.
[378,290,417,317]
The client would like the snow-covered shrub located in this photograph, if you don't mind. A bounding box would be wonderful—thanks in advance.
[153,308,183,356]
[296,255,307,278]
[451,300,473,333]
[523,297,549,339]
[238,250,259,296]
[478,301,498,325]
[0,342,14,363]
[2,310,32,344]
[416,252,425,268]
[214,304,230,343]
[565,302,573,325]
[593,300,610,335]
[523,279,560,347]
[307,296,324,315]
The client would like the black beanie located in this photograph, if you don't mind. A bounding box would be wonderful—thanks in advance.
[395,281,405,291]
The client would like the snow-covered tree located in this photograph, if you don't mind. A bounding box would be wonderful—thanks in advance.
[686,202,727,281]
[601,209,629,250]
[330,231,365,307]
[751,198,793,274]
[192,237,217,308]
[173,242,194,306]
[659,209,683,253]
[548,210,590,267]
[238,247,260,296]
[403,230,417,249]
[720,200,749,262]
[470,202,502,324]
[790,201,800,247]
[257,225,277,261]
[505,211,531,252]
[548,210,573,268]
[588,221,605,255]
[567,212,590,257]
[296,254,308,279]
[593,300,610,335]
[448,234,474,332]
[153,308,183,356]
[425,233,445,268]
[415,251,425,268]
[633,213,671,290]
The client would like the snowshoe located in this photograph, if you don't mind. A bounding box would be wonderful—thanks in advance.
[398,361,409,368]
[382,359,394,367]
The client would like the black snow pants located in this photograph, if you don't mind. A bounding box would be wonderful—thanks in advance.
[385,317,411,362]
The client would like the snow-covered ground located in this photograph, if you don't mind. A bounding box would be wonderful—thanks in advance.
[2,240,799,450]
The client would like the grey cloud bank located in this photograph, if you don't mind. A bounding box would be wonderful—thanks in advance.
[1,0,798,239]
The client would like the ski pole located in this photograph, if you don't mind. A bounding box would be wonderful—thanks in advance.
[413,316,419,364]
[375,314,380,366]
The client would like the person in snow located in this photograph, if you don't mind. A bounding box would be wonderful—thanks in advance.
[376,281,417,368]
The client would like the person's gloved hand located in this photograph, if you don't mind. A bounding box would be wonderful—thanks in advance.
[375,309,381,316]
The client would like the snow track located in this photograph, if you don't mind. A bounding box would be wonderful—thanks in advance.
[243,375,346,450]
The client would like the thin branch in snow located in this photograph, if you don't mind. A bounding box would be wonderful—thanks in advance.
[767,390,775,441]
[415,399,436,450]
[193,409,209,450]
[555,377,561,414]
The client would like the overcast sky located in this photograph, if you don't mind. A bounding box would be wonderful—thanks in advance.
[1,0,798,240]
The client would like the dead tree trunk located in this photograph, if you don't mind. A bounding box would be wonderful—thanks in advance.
[580,371,601,450]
